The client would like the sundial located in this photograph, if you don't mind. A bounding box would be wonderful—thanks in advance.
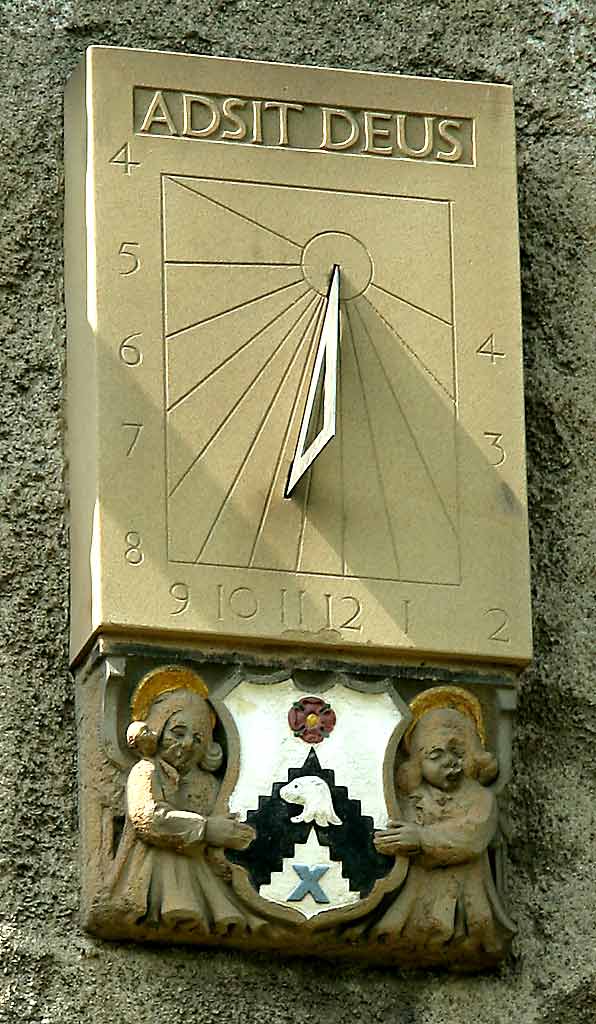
[66,46,531,970]
[65,46,532,666]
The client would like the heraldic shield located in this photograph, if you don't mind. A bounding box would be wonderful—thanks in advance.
[210,670,411,930]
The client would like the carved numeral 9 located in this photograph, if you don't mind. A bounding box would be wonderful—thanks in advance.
[170,582,190,615]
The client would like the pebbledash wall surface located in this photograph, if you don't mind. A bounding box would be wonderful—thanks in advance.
[0,1,594,1022]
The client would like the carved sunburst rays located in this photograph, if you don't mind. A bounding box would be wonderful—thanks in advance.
[163,175,460,585]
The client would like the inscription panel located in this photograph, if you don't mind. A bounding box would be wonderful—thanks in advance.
[65,47,532,665]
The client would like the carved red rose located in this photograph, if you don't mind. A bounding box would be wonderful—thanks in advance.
[288,696,336,744]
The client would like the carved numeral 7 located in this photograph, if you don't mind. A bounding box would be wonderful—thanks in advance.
[122,422,143,456]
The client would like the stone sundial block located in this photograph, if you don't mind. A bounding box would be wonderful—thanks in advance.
[65,46,532,667]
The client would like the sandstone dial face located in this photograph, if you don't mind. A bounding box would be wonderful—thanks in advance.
[164,175,457,587]
[66,47,532,665]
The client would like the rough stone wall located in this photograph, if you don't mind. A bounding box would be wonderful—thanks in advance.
[0,1,594,1021]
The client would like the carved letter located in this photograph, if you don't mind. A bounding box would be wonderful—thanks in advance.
[182,94,221,138]
[320,107,359,151]
[139,90,177,136]
[363,111,393,154]
[251,100,263,144]
[436,119,464,162]
[264,101,304,146]
[396,114,434,158]
[221,97,248,140]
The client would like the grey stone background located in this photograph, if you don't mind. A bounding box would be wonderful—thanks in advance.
[0,0,594,1020]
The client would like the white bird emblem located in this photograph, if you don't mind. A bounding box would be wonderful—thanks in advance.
[280,776,342,827]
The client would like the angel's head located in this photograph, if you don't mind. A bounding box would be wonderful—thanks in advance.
[398,707,498,794]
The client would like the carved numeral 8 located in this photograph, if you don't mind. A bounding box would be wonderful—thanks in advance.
[124,531,143,565]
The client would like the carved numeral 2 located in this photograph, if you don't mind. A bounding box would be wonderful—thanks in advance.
[486,608,510,643]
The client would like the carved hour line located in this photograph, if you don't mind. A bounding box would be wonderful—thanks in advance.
[352,299,458,539]
[448,202,458,404]
[166,276,305,341]
[338,319,346,575]
[170,177,303,251]
[345,306,401,577]
[295,376,324,573]
[194,295,323,563]
[169,294,320,500]
[248,297,326,567]
[161,176,170,552]
[286,265,340,497]
[364,292,455,401]
[164,260,303,267]
[370,281,453,327]
[167,284,311,412]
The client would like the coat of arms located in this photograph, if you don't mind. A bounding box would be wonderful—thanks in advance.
[88,659,515,969]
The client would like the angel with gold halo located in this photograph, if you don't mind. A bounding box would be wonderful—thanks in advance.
[110,666,266,935]
[371,686,516,964]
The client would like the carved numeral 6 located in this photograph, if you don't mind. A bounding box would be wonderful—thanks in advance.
[119,334,142,366]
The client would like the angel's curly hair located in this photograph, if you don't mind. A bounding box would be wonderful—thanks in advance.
[397,708,498,794]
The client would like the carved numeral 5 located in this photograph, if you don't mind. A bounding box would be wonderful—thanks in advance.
[119,242,140,276]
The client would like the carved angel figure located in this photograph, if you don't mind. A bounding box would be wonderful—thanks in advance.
[110,667,263,935]
[372,688,515,964]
